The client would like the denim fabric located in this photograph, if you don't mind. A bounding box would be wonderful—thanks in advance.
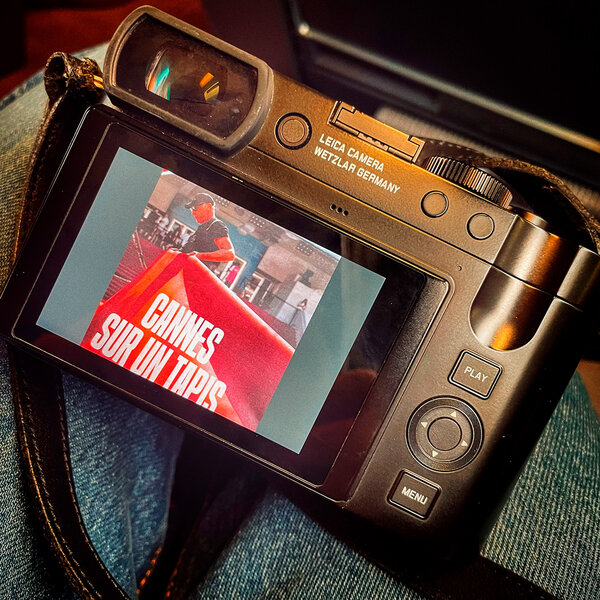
[0,46,183,599]
[0,343,74,600]
[193,489,424,600]
[193,373,599,600]
[63,374,183,594]
[1,44,599,600]
[482,374,600,599]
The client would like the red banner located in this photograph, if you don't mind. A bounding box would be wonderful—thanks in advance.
[82,250,294,430]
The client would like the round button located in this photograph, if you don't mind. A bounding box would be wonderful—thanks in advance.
[276,114,311,149]
[428,417,461,451]
[467,213,495,240]
[414,405,473,463]
[407,398,483,472]
[421,191,449,218]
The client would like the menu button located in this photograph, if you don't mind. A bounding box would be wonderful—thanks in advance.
[389,472,440,518]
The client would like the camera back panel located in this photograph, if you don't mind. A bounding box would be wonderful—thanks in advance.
[1,7,598,556]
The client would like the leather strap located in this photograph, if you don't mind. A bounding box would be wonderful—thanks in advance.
[9,53,128,600]
[415,140,600,253]
[14,52,103,260]
[8,52,596,600]
[9,347,129,599]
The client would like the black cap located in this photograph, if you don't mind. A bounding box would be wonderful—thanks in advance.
[185,192,215,209]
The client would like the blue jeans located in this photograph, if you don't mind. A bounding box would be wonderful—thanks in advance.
[192,374,600,600]
[1,47,599,600]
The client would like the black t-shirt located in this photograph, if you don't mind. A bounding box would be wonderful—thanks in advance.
[181,218,229,254]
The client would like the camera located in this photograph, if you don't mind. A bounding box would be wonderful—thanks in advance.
[1,6,599,556]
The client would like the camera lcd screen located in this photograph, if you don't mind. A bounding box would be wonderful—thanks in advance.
[12,107,434,483]
[37,145,386,454]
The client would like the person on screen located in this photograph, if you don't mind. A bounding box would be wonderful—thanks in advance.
[151,212,170,247]
[164,224,184,249]
[290,297,309,343]
[181,192,235,263]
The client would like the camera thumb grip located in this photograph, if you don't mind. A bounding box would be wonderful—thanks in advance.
[416,140,600,359]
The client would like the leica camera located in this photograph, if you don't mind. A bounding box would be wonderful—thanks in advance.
[1,6,599,555]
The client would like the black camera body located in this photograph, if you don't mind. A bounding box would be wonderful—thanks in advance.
[1,6,599,556]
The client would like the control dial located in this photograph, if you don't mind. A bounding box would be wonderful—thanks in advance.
[424,156,513,207]
[407,397,483,472]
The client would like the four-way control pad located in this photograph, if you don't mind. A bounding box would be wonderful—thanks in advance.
[407,397,483,471]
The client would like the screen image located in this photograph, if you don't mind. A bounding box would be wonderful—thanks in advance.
[38,148,385,453]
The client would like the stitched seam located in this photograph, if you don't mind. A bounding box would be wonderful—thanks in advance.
[14,363,95,598]
[18,360,128,599]
[54,374,129,598]
[136,545,162,594]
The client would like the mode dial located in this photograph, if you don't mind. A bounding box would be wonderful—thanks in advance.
[425,156,513,207]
